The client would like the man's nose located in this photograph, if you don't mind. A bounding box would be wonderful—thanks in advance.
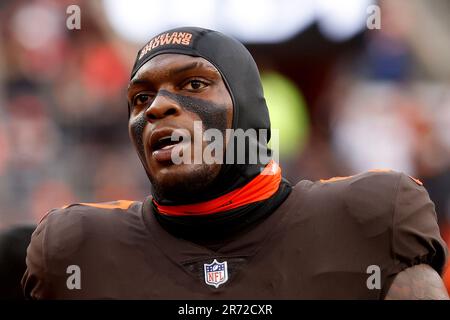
[145,93,181,122]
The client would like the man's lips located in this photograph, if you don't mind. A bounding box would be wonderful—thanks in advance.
[149,128,187,163]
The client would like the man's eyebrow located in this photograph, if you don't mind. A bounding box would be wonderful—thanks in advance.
[128,61,218,88]
[169,61,205,76]
[169,61,218,75]
[128,78,149,88]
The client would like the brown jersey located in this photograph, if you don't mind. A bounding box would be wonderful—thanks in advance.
[22,170,447,299]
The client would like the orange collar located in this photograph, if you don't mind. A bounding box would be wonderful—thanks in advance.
[153,160,282,216]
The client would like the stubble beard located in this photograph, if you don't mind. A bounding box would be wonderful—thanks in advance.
[149,163,222,202]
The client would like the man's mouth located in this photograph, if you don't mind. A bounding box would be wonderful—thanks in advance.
[150,128,185,163]
[153,136,180,151]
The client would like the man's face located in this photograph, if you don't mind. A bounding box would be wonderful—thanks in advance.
[127,54,233,201]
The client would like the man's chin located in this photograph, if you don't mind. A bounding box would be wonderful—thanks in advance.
[151,162,197,178]
[148,163,221,202]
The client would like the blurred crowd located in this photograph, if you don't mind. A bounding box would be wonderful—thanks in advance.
[0,0,151,227]
[0,0,450,291]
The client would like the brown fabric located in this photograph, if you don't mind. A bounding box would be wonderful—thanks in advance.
[22,171,447,299]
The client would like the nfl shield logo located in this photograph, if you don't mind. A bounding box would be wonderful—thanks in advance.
[204,259,228,288]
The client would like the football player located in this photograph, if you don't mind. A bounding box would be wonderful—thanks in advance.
[22,27,448,299]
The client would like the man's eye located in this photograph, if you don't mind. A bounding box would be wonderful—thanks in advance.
[134,94,150,105]
[183,80,208,91]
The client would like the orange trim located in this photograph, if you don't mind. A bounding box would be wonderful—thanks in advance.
[320,169,424,187]
[321,169,394,183]
[368,168,393,173]
[408,175,423,186]
[154,160,282,216]
[369,168,423,186]
[320,176,352,183]
[62,200,134,210]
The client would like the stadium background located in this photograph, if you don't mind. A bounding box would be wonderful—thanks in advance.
[1,0,450,293]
